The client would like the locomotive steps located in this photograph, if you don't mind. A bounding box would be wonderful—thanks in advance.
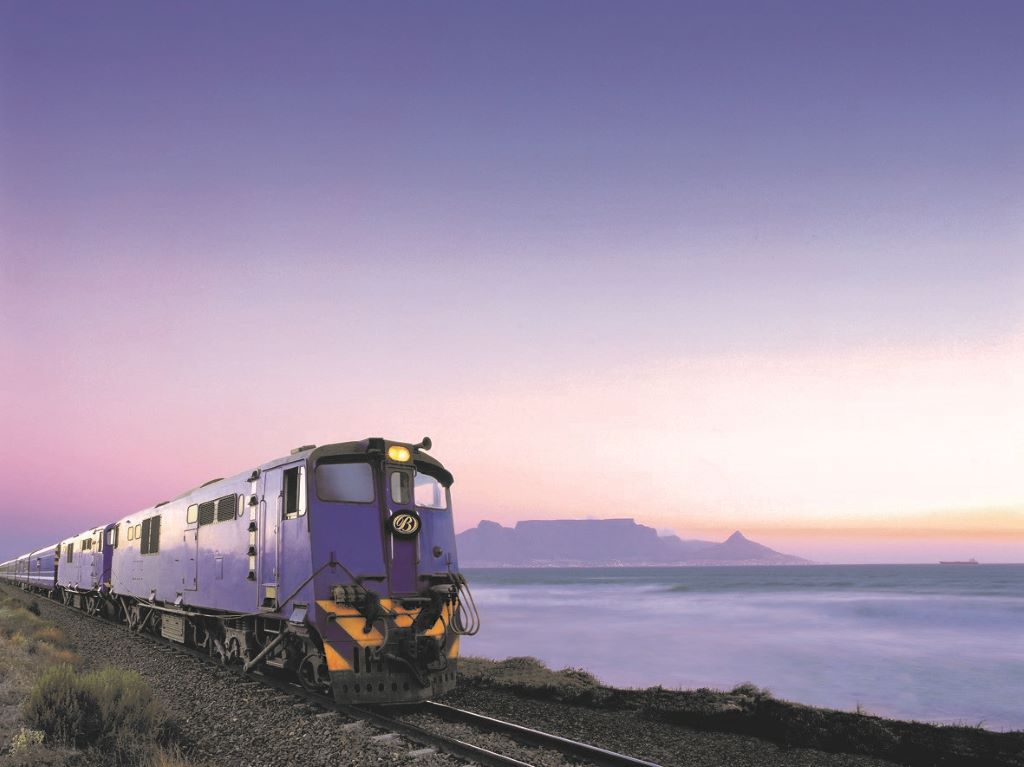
[3,583,1022,767]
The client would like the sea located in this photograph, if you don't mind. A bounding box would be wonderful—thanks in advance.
[459,564,1024,731]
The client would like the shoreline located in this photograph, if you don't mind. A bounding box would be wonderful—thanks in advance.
[447,656,1024,767]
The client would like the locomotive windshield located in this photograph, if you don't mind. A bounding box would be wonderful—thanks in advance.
[414,472,448,509]
[315,461,375,503]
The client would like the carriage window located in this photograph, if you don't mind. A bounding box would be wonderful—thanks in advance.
[316,462,374,503]
[390,472,410,504]
[187,504,198,524]
[414,473,448,509]
[134,524,142,540]
[67,543,73,563]
[283,467,306,519]
[140,516,161,555]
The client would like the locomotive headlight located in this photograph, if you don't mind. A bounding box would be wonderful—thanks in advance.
[388,445,411,462]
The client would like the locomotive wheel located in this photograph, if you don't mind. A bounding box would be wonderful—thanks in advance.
[213,636,241,666]
[298,652,329,693]
[226,637,241,664]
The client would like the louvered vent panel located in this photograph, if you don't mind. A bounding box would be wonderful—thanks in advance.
[216,495,236,522]
[198,501,216,526]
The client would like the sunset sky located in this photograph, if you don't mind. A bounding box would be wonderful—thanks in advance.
[1,2,1021,563]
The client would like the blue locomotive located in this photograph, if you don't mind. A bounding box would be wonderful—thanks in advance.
[0,438,479,703]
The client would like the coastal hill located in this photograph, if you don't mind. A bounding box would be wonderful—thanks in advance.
[456,518,810,567]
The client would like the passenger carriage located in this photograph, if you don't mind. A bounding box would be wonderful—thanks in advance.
[25,545,57,594]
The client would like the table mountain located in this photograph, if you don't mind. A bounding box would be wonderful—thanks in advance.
[456,519,809,566]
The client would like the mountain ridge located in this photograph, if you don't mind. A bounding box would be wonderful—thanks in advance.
[456,518,811,567]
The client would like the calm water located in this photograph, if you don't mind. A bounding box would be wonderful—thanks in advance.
[460,565,1024,731]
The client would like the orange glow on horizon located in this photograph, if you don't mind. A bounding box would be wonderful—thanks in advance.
[671,507,1024,540]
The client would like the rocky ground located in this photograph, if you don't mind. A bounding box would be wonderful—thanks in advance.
[2,584,1019,767]
[446,657,1024,767]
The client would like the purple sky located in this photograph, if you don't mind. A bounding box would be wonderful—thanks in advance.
[1,2,1022,563]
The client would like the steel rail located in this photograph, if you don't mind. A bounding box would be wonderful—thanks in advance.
[340,704,536,767]
[422,701,665,767]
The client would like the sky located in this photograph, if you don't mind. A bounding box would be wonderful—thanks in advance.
[1,1,1021,563]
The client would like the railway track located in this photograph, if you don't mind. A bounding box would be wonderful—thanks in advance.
[246,656,664,767]
[6,584,664,767]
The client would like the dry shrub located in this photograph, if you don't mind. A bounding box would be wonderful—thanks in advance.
[730,682,774,702]
[34,626,65,645]
[42,647,80,666]
[0,597,80,671]
[457,655,605,704]
[23,664,177,764]
[10,726,45,751]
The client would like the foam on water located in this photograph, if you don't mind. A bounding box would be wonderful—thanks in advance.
[460,564,1024,730]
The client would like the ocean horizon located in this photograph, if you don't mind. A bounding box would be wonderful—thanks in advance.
[460,564,1024,731]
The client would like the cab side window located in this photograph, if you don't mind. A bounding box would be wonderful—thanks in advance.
[283,466,306,519]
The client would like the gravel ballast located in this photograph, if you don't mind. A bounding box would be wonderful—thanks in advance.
[2,585,905,767]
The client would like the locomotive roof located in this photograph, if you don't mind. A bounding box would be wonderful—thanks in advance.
[173,437,453,501]
[307,439,453,485]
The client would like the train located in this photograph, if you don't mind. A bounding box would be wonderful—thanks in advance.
[0,437,479,704]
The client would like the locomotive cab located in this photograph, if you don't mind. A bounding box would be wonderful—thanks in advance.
[283,438,476,704]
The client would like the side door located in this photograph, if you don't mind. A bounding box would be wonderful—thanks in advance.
[277,462,310,613]
[102,526,116,589]
[259,468,282,608]
[183,507,199,591]
[90,532,98,588]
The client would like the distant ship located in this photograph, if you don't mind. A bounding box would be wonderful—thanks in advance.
[938,558,979,565]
